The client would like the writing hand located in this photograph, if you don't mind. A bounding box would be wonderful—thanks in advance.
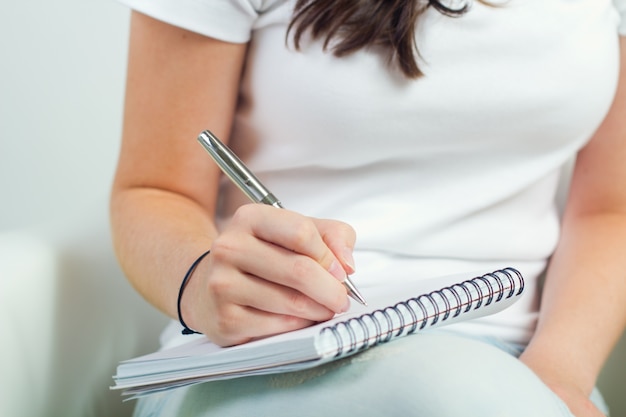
[181,204,356,346]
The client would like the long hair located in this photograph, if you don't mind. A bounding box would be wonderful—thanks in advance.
[288,0,484,78]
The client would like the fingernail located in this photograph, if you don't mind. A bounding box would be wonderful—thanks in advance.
[342,248,356,274]
[328,260,346,281]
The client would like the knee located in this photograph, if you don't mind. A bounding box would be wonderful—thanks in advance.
[347,332,569,417]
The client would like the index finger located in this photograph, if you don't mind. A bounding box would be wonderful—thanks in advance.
[234,204,348,282]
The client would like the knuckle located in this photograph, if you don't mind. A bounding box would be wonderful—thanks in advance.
[206,274,232,298]
[289,256,315,286]
[338,221,357,243]
[290,220,318,252]
[286,290,311,317]
[318,218,356,241]
[280,314,312,330]
[231,203,258,225]
[209,235,238,263]
[212,305,243,341]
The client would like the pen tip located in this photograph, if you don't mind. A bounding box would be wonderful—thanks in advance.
[343,277,367,306]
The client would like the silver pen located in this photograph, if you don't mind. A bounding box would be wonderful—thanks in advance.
[197,129,367,306]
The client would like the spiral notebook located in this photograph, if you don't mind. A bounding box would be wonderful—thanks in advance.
[113,267,524,398]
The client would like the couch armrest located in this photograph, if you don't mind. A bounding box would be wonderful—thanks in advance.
[0,228,169,417]
[0,232,57,417]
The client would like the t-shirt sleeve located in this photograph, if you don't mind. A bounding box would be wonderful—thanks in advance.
[116,0,268,43]
[615,0,626,35]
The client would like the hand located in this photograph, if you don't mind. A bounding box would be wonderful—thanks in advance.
[546,382,605,417]
[519,352,606,417]
[182,204,356,346]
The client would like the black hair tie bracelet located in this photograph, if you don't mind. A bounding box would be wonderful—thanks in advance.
[177,249,211,335]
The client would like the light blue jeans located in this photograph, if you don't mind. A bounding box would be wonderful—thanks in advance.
[132,330,609,417]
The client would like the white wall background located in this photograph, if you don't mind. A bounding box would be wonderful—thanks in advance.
[1,0,127,234]
[1,2,169,417]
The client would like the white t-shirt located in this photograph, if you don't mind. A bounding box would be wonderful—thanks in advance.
[118,0,626,345]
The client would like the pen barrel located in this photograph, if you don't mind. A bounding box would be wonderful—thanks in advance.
[198,130,277,206]
[198,129,365,305]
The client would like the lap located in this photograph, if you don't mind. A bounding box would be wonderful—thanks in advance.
[133,331,580,417]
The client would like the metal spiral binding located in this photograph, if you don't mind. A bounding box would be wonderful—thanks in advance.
[322,267,524,358]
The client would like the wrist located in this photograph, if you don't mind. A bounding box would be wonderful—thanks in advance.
[177,249,211,335]
[519,340,596,397]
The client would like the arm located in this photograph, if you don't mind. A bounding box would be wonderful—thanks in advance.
[110,12,354,347]
[520,36,626,416]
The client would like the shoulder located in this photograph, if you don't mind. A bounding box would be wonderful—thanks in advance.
[116,0,291,43]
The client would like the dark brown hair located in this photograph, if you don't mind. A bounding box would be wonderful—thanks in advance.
[288,0,481,78]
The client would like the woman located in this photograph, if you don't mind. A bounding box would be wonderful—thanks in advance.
[110,1,626,415]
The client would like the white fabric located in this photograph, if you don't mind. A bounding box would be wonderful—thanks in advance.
[617,0,626,33]
[117,0,624,346]
[116,0,286,43]
[118,0,626,40]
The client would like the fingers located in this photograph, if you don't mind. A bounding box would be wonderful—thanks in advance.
[200,263,337,347]
[206,303,317,347]
[208,271,338,322]
[210,229,350,314]
[236,204,356,278]
[196,204,357,346]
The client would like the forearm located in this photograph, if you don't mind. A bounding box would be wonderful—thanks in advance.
[110,12,248,320]
[521,211,626,394]
[521,37,626,405]
[110,186,217,320]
